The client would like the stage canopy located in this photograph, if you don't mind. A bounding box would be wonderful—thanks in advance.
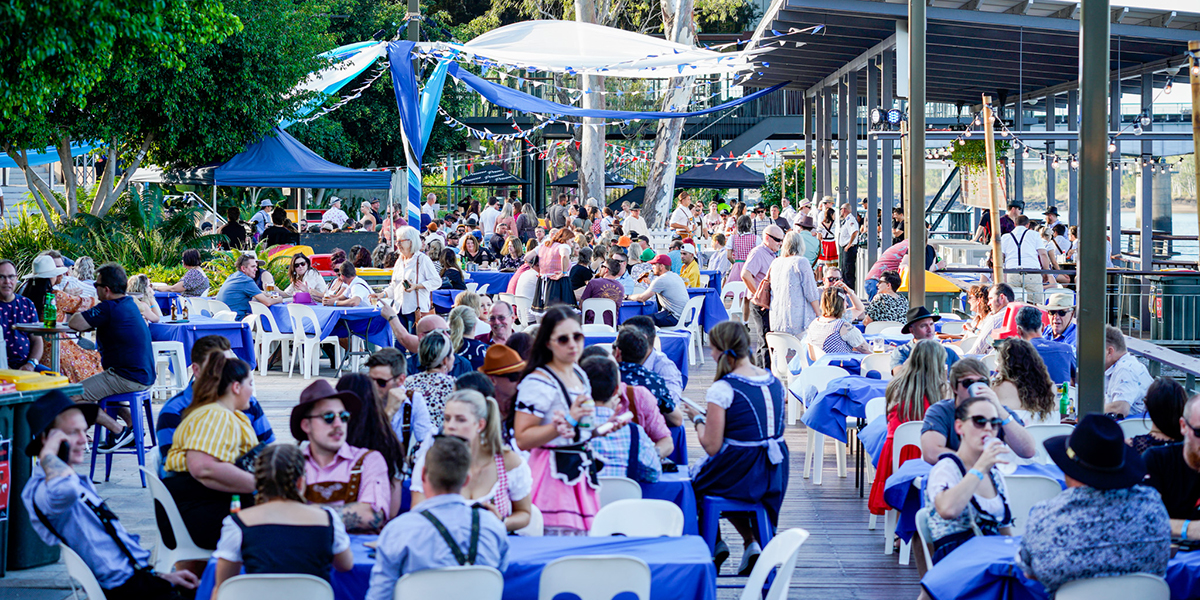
[213,127,392,189]
[550,170,635,189]
[452,165,529,186]
[675,159,766,189]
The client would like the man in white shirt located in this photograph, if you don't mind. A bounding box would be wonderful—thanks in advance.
[780,198,796,223]
[624,206,650,238]
[837,202,861,289]
[480,197,500,243]
[421,193,439,220]
[1103,325,1153,417]
[627,255,689,327]
[321,197,350,230]
[669,192,693,236]
[1000,214,1050,304]
[325,262,374,307]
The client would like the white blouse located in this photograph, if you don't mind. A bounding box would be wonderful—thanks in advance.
[515,366,591,448]
[284,268,328,298]
[212,506,349,563]
[410,445,532,503]
[390,252,441,313]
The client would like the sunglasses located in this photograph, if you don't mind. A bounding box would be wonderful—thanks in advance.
[826,277,841,283]
[307,410,351,424]
[968,415,1005,429]
[553,332,585,345]
[1186,422,1200,438]
[957,378,988,389]
[767,234,783,243]
[294,261,309,267]
[1048,309,1071,317]
[373,376,399,388]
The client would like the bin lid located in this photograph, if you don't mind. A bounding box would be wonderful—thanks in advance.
[898,270,962,293]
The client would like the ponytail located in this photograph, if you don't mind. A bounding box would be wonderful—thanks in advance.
[708,321,751,381]
[444,390,504,457]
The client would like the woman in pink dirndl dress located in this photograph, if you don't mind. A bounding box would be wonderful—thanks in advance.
[513,306,601,535]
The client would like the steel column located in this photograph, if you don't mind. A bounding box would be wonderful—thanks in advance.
[882,50,895,247]
[805,96,815,202]
[1068,89,1079,223]
[1046,96,1056,209]
[1139,72,1155,334]
[823,87,835,198]
[839,76,849,205]
[907,0,926,309]
[1014,94,1025,207]
[1077,0,1110,416]
[868,58,880,258]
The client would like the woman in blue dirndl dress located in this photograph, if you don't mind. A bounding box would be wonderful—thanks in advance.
[683,320,789,576]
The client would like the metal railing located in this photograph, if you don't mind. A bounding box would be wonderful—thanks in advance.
[1126,338,1200,395]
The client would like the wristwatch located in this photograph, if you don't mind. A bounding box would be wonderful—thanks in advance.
[692,415,706,425]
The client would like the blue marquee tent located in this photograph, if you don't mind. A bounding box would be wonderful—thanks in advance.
[213,127,392,189]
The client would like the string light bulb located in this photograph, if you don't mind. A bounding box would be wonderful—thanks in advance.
[1108,140,1117,153]
[1139,110,1152,128]
[1022,148,1030,159]
[1164,77,1173,94]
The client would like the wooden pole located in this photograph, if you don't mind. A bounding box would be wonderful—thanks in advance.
[1190,42,1199,270]
[982,95,1004,284]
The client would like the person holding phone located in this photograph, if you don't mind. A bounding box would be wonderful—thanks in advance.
[22,391,199,599]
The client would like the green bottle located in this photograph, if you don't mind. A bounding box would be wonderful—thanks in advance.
[932,302,940,316]
[43,292,57,328]
[1059,384,1069,418]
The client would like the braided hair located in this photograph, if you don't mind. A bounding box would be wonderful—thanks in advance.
[253,444,305,504]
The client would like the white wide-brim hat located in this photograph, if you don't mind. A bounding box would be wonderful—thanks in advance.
[22,255,68,280]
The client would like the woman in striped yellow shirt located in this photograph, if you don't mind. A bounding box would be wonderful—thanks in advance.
[163,352,259,553]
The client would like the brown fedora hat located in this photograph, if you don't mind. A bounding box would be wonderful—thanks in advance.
[290,380,362,441]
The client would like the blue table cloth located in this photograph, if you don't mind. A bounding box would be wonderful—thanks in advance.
[667,424,688,466]
[884,458,1066,543]
[266,303,394,349]
[618,290,727,333]
[860,417,887,467]
[153,291,179,315]
[700,269,722,292]
[431,289,464,313]
[796,376,890,443]
[149,315,256,369]
[586,330,691,389]
[620,300,658,324]
[641,471,699,535]
[812,353,868,376]
[465,271,515,294]
[195,534,716,600]
[923,535,1200,600]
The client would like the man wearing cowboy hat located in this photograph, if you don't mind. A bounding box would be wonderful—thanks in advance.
[794,214,820,265]
[890,306,961,376]
[321,196,350,230]
[21,391,200,598]
[1043,204,1066,228]
[1042,293,1077,346]
[1020,414,1169,593]
[294,380,391,533]
[0,258,48,371]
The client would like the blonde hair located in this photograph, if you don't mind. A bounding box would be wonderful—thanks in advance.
[453,290,481,314]
[708,320,751,381]
[444,390,504,456]
[128,274,155,303]
[448,305,477,352]
[885,340,947,422]
[820,287,845,319]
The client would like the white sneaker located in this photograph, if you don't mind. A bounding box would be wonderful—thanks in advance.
[738,541,762,576]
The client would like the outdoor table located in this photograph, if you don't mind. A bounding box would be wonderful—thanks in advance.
[466,270,516,294]
[153,291,179,315]
[811,353,868,376]
[922,535,1200,600]
[641,471,698,535]
[863,332,913,347]
[687,288,728,333]
[149,315,256,369]
[586,329,691,389]
[193,534,716,600]
[884,458,1065,544]
[431,289,463,313]
[620,300,658,323]
[700,269,722,292]
[793,376,890,443]
[265,303,393,349]
[666,425,688,466]
[13,324,76,373]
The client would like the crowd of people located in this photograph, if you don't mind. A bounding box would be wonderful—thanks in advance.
[6,189,1183,600]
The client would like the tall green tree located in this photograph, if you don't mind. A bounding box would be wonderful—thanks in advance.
[760,160,806,208]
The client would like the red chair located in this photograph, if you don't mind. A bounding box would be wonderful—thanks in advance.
[994,302,1050,340]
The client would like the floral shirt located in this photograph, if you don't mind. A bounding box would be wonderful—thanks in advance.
[618,362,675,415]
[405,372,455,429]
[179,268,210,297]
[0,295,39,366]
[1018,485,1170,593]
[865,293,909,324]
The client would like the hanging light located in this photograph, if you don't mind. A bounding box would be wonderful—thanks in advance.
[1164,77,1173,95]
[1108,139,1117,153]
[1022,148,1030,159]
[958,138,966,146]
[965,130,973,137]
[1133,123,1143,136]
[1139,109,1152,128]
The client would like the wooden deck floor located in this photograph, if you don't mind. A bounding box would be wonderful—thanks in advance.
[681,357,922,600]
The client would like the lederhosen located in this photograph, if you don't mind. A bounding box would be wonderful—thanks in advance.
[304,454,368,505]
[420,507,483,565]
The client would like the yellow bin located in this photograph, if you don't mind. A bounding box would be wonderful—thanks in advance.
[0,370,71,391]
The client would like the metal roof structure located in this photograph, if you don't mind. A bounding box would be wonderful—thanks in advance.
[743,0,1199,104]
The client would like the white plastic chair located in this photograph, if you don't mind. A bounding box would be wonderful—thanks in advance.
[981,353,998,372]
[286,303,342,380]
[184,297,211,316]
[496,292,517,308]
[878,326,912,340]
[940,321,966,335]
[475,283,489,295]
[249,301,292,375]
[1004,474,1063,535]
[581,298,619,328]
[513,295,534,326]
[465,282,480,294]
[150,340,187,400]
[581,323,616,334]
[590,343,613,356]
[738,528,811,600]
[859,353,893,380]
[884,421,925,565]
[515,504,544,537]
[723,280,749,323]
[1024,423,1074,465]
[590,499,685,537]
[957,335,979,352]
[139,467,212,571]
[216,574,333,600]
[61,543,107,600]
[538,555,651,600]
[393,566,504,600]
[662,294,705,366]
[764,332,807,423]
[791,365,849,485]
[1119,417,1153,439]
[914,507,936,572]
[208,299,233,314]
[598,475,643,507]
[864,396,886,515]
[1055,573,1169,600]
[212,310,237,322]
[864,321,903,334]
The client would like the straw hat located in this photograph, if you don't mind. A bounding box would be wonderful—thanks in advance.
[23,255,68,280]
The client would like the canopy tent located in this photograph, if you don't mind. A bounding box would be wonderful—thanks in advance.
[214,127,391,189]
[0,141,100,170]
[550,170,635,189]
[609,187,645,211]
[452,165,529,186]
[129,166,217,186]
[674,159,765,189]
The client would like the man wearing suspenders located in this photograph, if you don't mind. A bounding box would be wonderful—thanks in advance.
[366,436,508,600]
[1000,215,1051,304]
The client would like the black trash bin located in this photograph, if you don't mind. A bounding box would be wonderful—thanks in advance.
[1148,273,1200,343]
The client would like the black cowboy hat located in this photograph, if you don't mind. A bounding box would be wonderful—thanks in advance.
[900,306,941,334]
[290,380,362,442]
[1044,206,1059,216]
[25,390,98,456]
[1044,414,1145,490]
